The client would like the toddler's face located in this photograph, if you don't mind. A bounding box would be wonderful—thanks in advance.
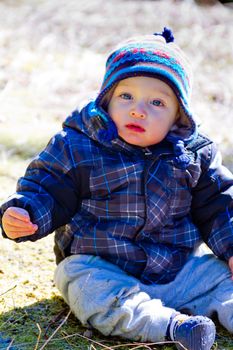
[108,76,179,147]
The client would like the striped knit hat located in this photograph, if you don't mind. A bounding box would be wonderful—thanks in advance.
[94,28,197,144]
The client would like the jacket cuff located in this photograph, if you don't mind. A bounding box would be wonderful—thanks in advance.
[207,219,233,262]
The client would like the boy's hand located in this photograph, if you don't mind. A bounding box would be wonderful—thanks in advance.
[2,207,38,239]
[228,256,233,280]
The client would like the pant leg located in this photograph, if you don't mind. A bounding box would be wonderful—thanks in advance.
[54,254,176,342]
[147,243,233,333]
[167,251,233,333]
[208,277,233,333]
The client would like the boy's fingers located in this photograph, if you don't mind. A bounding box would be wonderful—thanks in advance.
[4,207,30,222]
[3,223,38,233]
[228,257,233,279]
[4,230,35,237]
[228,256,233,268]
[2,207,38,239]
[3,214,35,228]
[4,230,36,239]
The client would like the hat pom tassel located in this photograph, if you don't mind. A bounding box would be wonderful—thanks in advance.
[154,27,175,43]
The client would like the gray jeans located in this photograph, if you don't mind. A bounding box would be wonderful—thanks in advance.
[54,244,233,342]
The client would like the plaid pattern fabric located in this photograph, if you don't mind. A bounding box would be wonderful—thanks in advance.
[1,103,233,284]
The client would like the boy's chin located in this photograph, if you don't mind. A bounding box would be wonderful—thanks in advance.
[119,136,155,148]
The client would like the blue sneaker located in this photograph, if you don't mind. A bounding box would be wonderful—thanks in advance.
[169,314,216,350]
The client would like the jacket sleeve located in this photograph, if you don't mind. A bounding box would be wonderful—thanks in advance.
[191,142,233,260]
[0,130,83,242]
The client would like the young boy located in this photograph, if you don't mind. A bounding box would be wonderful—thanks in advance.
[1,28,233,350]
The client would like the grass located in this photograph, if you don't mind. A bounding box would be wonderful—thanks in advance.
[1,301,233,350]
[0,0,233,349]
[0,297,88,350]
[0,297,178,350]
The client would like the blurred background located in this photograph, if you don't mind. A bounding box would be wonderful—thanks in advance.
[0,0,232,205]
[0,1,232,349]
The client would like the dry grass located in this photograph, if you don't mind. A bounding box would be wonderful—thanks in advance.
[0,0,233,349]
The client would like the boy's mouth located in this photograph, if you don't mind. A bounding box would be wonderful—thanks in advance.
[125,124,145,133]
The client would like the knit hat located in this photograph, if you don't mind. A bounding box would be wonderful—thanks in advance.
[94,28,197,144]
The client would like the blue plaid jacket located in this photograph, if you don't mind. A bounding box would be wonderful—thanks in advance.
[1,102,233,284]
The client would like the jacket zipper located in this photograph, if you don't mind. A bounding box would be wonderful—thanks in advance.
[143,147,153,157]
[137,148,173,240]
[134,148,158,242]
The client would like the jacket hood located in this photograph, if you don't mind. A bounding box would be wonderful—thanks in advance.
[64,28,199,156]
[63,101,118,146]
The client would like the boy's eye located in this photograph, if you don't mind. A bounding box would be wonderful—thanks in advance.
[151,99,163,107]
[120,93,132,100]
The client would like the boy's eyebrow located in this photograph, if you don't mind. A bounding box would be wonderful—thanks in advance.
[116,84,173,98]
[149,86,175,99]
[154,89,173,98]
[115,82,132,88]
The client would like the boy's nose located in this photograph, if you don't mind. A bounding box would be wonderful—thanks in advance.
[130,104,147,119]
